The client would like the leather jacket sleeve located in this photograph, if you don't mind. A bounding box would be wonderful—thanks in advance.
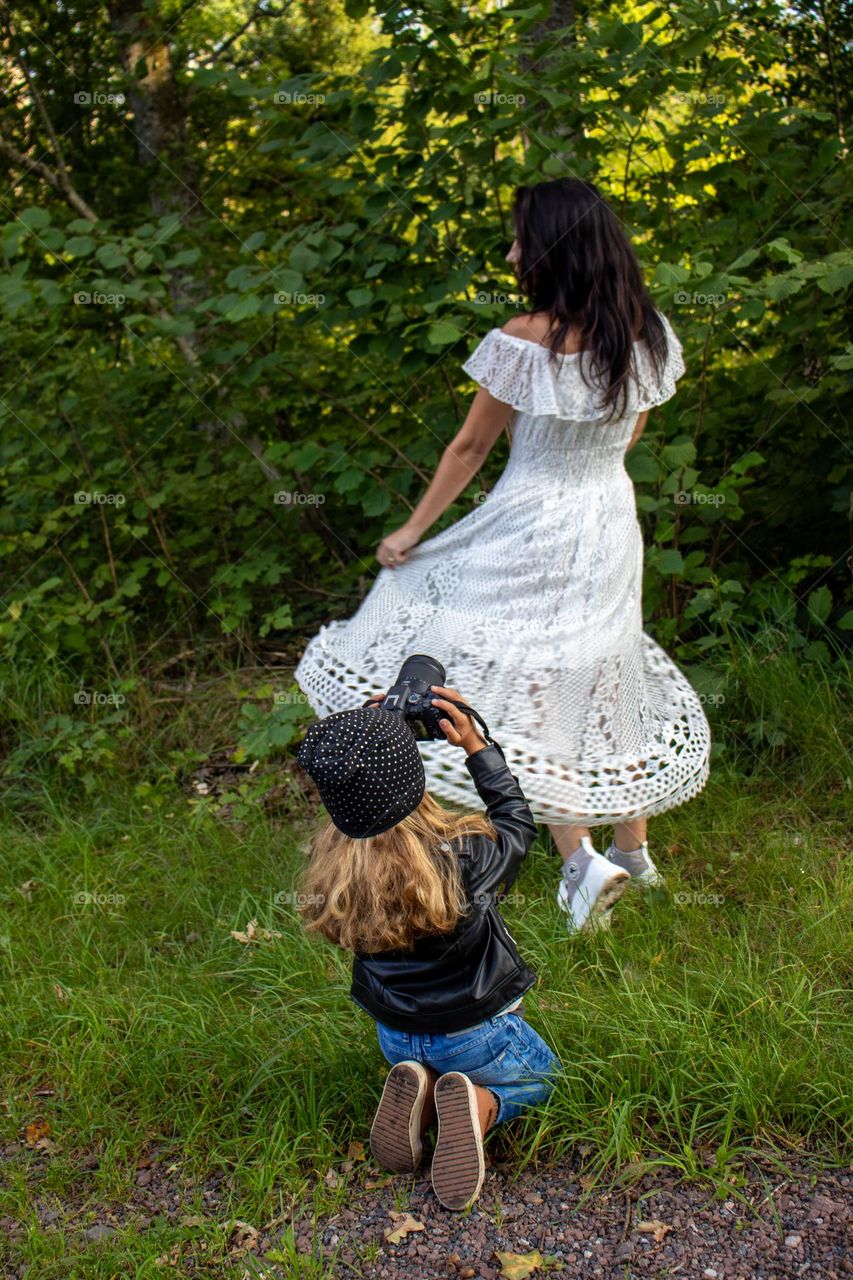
[461,743,539,899]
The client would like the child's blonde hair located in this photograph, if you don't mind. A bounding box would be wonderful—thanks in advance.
[299,791,497,954]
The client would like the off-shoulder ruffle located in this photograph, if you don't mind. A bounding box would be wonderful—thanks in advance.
[461,312,685,420]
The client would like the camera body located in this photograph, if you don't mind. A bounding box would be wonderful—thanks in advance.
[376,654,448,741]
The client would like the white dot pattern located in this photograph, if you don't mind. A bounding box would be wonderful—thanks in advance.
[294,311,711,826]
[297,706,425,838]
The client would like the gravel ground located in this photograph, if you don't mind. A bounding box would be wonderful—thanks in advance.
[290,1145,852,1280]
[2,1138,850,1278]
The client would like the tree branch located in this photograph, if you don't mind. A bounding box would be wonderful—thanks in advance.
[0,135,98,222]
[196,1,292,67]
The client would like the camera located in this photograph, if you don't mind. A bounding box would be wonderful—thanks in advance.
[375,654,448,741]
[370,654,503,758]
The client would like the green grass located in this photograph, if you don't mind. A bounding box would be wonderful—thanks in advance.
[1,637,852,1275]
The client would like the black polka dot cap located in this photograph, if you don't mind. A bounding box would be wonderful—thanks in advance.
[297,706,426,839]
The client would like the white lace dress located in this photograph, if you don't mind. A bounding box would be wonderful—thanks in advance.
[294,313,711,825]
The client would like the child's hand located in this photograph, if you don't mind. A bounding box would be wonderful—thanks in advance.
[429,685,488,755]
[364,691,386,707]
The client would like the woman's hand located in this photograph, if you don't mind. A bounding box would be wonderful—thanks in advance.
[376,525,420,569]
[429,684,488,755]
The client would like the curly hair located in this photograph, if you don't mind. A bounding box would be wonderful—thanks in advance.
[299,790,497,954]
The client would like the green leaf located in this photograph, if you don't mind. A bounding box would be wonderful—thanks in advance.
[427,322,464,347]
[817,264,853,295]
[19,207,51,232]
[762,273,805,301]
[654,262,690,286]
[625,450,661,483]
[656,549,685,575]
[65,235,97,257]
[765,238,802,265]
[361,488,390,516]
[807,585,832,625]
[729,248,760,271]
[661,439,697,468]
[224,295,260,321]
[96,244,128,270]
[289,244,320,272]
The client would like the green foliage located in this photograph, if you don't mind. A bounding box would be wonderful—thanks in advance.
[1,0,851,778]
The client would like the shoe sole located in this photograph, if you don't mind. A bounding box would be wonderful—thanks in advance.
[558,869,630,934]
[369,1061,427,1174]
[431,1072,485,1210]
[594,870,631,917]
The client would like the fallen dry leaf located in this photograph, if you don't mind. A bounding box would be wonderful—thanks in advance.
[384,1211,425,1244]
[347,1139,366,1161]
[25,1118,50,1146]
[230,920,283,945]
[155,1243,184,1266]
[17,879,39,899]
[53,984,69,1003]
[636,1218,673,1242]
[364,1173,393,1189]
[227,1220,260,1255]
[180,1214,207,1228]
[494,1249,546,1279]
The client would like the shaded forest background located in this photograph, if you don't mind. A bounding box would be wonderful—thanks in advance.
[0,0,851,795]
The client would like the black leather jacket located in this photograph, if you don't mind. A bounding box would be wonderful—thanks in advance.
[350,743,540,1034]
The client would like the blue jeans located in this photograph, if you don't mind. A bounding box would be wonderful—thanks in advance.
[375,1012,560,1123]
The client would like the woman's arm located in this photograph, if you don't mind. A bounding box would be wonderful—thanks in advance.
[376,389,513,568]
[626,409,650,451]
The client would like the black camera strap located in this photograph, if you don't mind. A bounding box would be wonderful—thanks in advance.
[363,694,506,761]
[441,698,506,762]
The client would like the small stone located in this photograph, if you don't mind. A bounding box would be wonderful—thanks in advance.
[703,1270,718,1278]
[83,1224,114,1241]
[785,1234,802,1248]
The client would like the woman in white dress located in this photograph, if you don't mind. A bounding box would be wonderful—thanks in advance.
[295,178,711,932]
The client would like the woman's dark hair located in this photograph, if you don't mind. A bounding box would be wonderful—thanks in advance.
[511,178,668,422]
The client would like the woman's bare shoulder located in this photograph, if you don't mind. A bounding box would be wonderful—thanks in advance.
[500,312,584,354]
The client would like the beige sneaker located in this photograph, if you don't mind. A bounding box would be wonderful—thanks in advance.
[369,1061,433,1174]
[430,1072,486,1210]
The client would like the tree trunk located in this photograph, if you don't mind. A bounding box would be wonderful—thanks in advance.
[519,0,579,165]
[107,0,198,218]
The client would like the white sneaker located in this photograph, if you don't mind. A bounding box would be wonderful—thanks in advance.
[604,841,664,888]
[556,837,630,934]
